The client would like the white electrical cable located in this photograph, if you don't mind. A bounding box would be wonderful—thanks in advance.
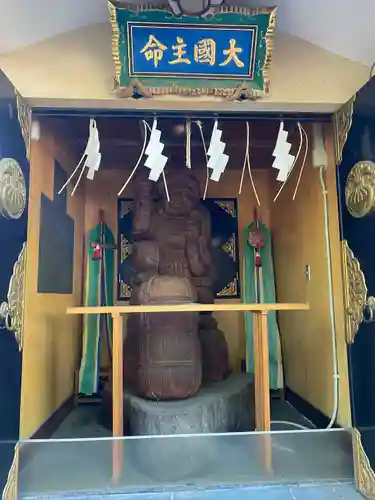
[271,420,310,430]
[319,165,339,429]
[269,164,340,432]
[118,120,149,196]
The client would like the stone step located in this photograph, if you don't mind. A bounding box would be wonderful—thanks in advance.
[20,482,362,500]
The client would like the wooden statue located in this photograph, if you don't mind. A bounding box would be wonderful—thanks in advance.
[124,169,229,400]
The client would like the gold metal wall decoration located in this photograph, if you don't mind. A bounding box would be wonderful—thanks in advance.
[345,161,375,218]
[119,200,133,219]
[214,200,236,218]
[222,233,236,262]
[120,234,132,264]
[218,277,238,297]
[0,243,26,350]
[0,158,27,220]
[119,280,131,299]
[352,428,375,499]
[2,444,19,500]
[334,95,356,166]
[341,239,375,344]
[14,89,32,161]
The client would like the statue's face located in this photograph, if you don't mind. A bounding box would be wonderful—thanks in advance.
[159,175,200,216]
[165,187,195,215]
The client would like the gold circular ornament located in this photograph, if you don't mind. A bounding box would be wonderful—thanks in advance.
[345,161,375,218]
[0,158,27,220]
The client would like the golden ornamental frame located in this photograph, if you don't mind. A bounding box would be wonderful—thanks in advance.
[108,1,276,100]
[14,90,32,161]
[353,429,375,499]
[333,95,355,167]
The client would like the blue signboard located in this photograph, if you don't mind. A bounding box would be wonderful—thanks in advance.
[109,4,277,99]
[129,23,257,79]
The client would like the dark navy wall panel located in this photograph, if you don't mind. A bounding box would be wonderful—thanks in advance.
[37,160,74,294]
[0,73,29,491]
[336,76,375,473]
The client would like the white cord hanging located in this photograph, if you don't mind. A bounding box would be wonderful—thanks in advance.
[292,125,309,200]
[118,120,149,196]
[273,122,303,203]
[238,122,261,206]
[195,120,209,200]
[186,118,191,169]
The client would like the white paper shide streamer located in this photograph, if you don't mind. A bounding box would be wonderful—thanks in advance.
[207,120,229,182]
[85,120,101,181]
[144,119,168,182]
[272,121,307,202]
[272,121,295,183]
[58,119,101,196]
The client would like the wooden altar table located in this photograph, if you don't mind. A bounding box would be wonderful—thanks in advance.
[67,302,309,480]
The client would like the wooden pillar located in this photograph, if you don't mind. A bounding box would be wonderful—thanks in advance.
[253,311,272,473]
[253,311,271,431]
[112,312,124,482]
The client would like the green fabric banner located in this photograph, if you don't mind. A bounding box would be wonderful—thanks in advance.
[78,224,115,396]
[243,221,284,391]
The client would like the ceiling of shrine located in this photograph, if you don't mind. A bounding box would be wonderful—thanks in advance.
[47,116,303,170]
[0,0,374,66]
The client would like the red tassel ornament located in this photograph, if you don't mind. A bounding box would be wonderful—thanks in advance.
[92,243,102,261]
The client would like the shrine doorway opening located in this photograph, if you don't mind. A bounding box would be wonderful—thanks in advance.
[16,110,354,495]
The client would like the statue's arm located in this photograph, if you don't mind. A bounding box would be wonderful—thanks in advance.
[186,208,211,276]
[132,180,154,240]
[186,239,205,276]
[198,207,212,268]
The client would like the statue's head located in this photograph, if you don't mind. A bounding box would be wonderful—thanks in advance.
[157,171,201,216]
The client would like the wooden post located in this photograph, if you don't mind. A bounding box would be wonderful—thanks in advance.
[253,311,270,431]
[112,312,124,482]
[253,311,272,473]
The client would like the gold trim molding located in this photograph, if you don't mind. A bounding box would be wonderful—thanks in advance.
[2,444,19,500]
[353,428,375,499]
[0,242,26,350]
[334,95,356,166]
[14,89,32,161]
[345,161,375,218]
[341,240,368,344]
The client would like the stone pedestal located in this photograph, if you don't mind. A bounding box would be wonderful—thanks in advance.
[100,373,254,481]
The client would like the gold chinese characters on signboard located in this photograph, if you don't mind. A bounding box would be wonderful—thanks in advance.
[140,35,245,69]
